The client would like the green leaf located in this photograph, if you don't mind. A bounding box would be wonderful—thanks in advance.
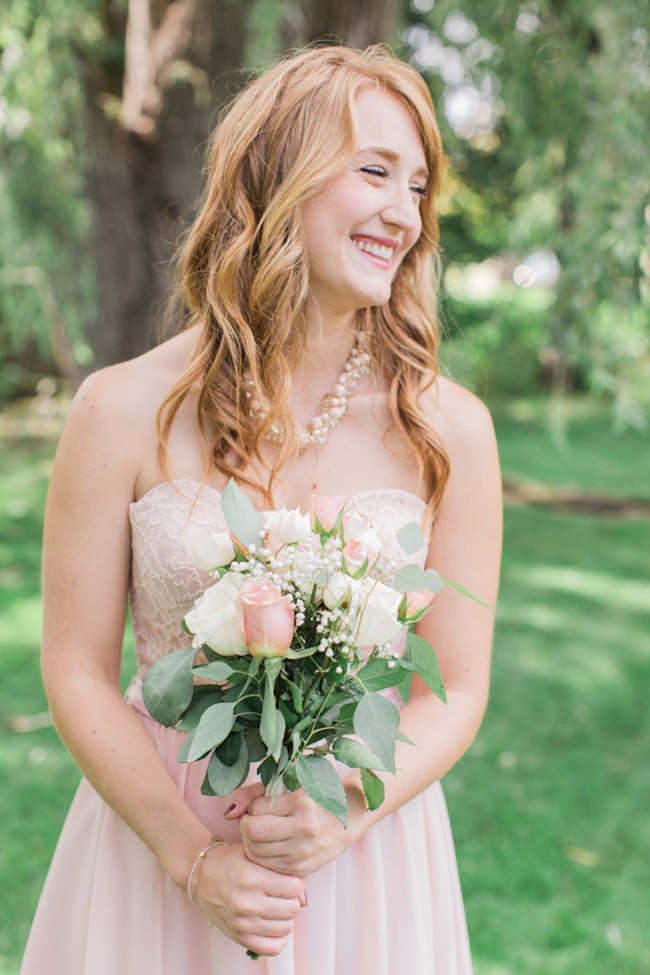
[192,660,235,682]
[397,668,413,705]
[333,736,386,771]
[396,521,425,555]
[176,728,196,763]
[405,632,447,703]
[396,727,415,746]
[221,478,265,548]
[244,731,266,763]
[142,648,196,726]
[356,658,406,691]
[187,702,236,761]
[360,767,385,811]
[392,564,428,593]
[286,645,319,659]
[207,734,249,797]
[216,732,243,766]
[296,754,348,826]
[441,575,490,608]
[424,568,446,594]
[283,763,299,791]
[261,677,277,753]
[264,657,283,686]
[353,692,399,773]
[285,679,303,713]
[177,692,222,732]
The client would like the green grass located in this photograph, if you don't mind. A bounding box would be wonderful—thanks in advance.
[1,400,649,974]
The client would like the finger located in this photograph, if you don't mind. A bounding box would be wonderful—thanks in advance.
[244,934,290,959]
[247,793,297,817]
[240,813,294,843]
[260,871,306,902]
[244,917,295,939]
[245,840,293,859]
[259,896,302,921]
[223,781,266,820]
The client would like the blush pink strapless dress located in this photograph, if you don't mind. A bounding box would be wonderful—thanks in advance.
[21,480,473,975]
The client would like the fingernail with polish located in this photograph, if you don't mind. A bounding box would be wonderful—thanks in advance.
[225,803,236,815]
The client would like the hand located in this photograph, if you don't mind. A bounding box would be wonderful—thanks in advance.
[193,841,306,958]
[227,783,365,878]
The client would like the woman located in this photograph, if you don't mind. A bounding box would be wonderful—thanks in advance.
[22,45,502,974]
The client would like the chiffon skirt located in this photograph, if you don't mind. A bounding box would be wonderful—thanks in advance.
[21,679,473,975]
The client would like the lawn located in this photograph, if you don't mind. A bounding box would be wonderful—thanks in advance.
[0,397,648,974]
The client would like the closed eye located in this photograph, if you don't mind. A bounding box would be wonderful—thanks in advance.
[359,166,428,199]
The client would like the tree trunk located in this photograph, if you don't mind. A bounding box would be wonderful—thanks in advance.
[79,0,255,370]
[78,0,403,371]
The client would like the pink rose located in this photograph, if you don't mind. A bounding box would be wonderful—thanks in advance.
[240,578,295,659]
[310,495,347,533]
[403,589,436,620]
[342,538,379,576]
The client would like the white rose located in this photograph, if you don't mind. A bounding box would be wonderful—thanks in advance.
[355,526,382,553]
[184,527,236,572]
[184,573,248,656]
[263,506,312,544]
[352,580,403,648]
[323,571,363,610]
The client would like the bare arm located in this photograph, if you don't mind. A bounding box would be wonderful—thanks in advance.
[342,389,503,836]
[41,367,304,955]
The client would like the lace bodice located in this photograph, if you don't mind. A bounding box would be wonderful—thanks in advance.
[128,478,428,679]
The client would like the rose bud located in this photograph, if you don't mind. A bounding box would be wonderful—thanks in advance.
[240,578,294,659]
[401,589,436,621]
[310,495,347,534]
[263,506,312,544]
[342,538,379,576]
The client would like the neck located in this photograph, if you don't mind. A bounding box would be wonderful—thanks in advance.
[300,304,359,369]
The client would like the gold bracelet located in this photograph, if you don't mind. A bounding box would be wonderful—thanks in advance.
[186,836,226,906]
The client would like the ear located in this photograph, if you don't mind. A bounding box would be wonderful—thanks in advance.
[223,781,266,820]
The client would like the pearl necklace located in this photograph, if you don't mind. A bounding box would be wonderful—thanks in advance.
[244,332,371,449]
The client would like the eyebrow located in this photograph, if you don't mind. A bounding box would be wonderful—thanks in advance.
[355,145,429,179]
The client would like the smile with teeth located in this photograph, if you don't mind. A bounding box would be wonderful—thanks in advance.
[352,237,394,262]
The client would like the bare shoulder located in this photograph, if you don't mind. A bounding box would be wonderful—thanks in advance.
[58,328,199,494]
[426,374,498,460]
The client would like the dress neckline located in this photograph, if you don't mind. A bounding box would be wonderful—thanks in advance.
[129,477,427,514]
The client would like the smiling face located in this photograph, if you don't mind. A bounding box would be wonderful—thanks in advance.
[300,86,429,322]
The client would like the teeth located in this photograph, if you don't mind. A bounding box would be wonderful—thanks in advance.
[353,238,394,262]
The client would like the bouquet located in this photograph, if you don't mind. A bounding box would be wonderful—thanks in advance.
[143,480,470,822]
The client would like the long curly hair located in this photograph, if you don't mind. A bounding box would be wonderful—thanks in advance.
[158,44,450,530]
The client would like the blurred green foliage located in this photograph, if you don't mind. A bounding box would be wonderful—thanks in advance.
[1,0,649,420]
[401,0,650,422]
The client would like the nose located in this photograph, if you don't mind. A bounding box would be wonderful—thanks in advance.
[380,184,421,234]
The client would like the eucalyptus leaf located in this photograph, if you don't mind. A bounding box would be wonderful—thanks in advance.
[333,737,386,771]
[187,702,236,762]
[142,648,196,726]
[207,734,249,797]
[405,632,446,703]
[397,668,413,705]
[396,728,415,746]
[392,564,428,593]
[192,660,235,682]
[283,763,299,791]
[177,692,222,733]
[296,754,348,826]
[424,568,446,594]
[176,728,196,764]
[353,692,399,774]
[360,767,385,811]
[356,658,406,692]
[396,520,425,555]
[221,478,265,548]
[272,709,286,763]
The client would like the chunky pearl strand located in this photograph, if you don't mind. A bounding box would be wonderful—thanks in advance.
[244,332,371,449]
